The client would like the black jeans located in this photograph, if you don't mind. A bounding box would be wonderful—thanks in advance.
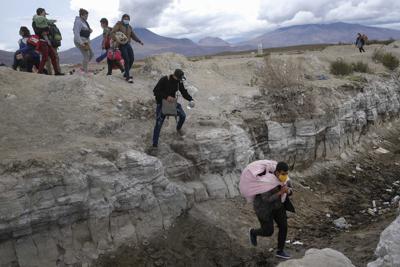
[119,43,134,78]
[107,58,124,75]
[253,206,288,251]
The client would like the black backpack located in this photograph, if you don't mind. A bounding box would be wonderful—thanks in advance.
[49,24,62,48]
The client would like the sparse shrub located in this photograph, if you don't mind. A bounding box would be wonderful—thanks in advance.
[394,45,399,49]
[372,48,385,62]
[372,49,400,71]
[381,53,400,71]
[259,56,315,121]
[352,61,370,73]
[330,59,353,76]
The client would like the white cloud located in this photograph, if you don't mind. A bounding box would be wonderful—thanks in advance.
[60,0,400,50]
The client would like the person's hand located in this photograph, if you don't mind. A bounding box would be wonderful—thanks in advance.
[139,41,144,46]
[188,100,195,108]
[279,185,289,195]
[16,53,23,60]
[167,96,175,103]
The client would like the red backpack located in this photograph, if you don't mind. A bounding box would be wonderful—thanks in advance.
[27,35,41,50]
[107,49,122,61]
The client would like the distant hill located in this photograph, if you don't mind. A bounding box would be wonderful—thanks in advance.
[59,28,242,64]
[241,22,400,48]
[198,37,231,47]
[0,50,14,66]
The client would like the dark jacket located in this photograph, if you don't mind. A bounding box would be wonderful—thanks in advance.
[253,181,295,220]
[153,75,193,104]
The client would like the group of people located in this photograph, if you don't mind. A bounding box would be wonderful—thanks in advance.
[356,33,368,53]
[12,7,144,83]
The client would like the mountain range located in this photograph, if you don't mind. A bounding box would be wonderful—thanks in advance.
[1,22,400,66]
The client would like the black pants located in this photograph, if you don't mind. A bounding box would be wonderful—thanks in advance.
[120,43,134,78]
[254,206,287,251]
[107,58,124,75]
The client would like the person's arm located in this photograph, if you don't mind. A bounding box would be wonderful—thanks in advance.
[131,28,143,45]
[111,23,119,42]
[153,77,168,99]
[73,18,83,45]
[260,186,287,203]
[287,180,294,196]
[178,82,193,101]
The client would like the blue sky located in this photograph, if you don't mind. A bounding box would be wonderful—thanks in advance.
[1,0,400,52]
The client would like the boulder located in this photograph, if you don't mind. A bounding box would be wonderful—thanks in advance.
[368,215,400,267]
[278,248,355,267]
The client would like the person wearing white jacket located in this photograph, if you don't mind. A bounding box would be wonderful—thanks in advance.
[73,8,93,73]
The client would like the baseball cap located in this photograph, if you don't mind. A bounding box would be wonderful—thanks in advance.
[174,69,186,81]
[36,8,49,15]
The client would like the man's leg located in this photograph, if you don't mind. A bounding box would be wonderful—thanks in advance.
[48,46,60,74]
[273,207,288,252]
[120,44,129,79]
[152,104,166,147]
[127,44,134,77]
[46,58,53,75]
[107,58,112,75]
[176,103,186,130]
[38,41,49,73]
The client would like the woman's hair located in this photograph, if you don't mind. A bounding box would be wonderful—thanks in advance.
[100,18,108,25]
[19,26,31,37]
[121,14,130,20]
[79,8,89,17]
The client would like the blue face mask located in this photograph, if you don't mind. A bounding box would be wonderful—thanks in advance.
[123,20,130,25]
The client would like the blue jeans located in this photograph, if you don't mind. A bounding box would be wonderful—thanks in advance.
[120,43,134,78]
[152,103,186,146]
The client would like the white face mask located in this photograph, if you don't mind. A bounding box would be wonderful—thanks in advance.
[123,19,130,25]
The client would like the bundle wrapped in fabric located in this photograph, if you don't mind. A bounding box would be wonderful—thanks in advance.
[239,160,289,203]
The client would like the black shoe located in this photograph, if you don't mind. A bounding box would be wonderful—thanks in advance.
[55,72,65,76]
[276,250,291,260]
[128,77,133,83]
[249,228,257,247]
[120,69,125,73]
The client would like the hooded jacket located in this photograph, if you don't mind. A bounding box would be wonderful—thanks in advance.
[73,16,91,45]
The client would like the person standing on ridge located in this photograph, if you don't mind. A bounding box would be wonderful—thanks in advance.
[111,14,143,83]
[73,8,94,74]
[32,8,64,75]
[240,160,295,260]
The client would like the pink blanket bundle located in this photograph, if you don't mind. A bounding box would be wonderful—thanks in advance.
[239,160,289,203]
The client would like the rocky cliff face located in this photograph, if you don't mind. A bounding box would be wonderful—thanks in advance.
[0,151,187,266]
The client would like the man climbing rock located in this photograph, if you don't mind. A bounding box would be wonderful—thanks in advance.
[151,69,195,148]
[239,160,295,260]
